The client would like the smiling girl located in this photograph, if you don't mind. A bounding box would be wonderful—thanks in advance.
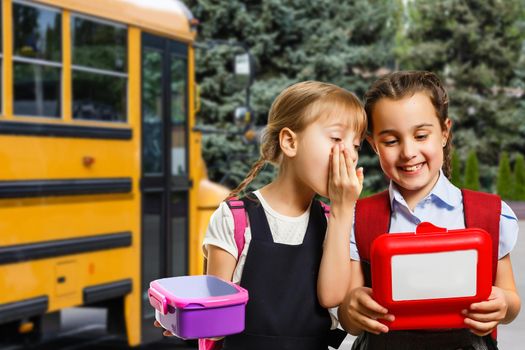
[338,71,521,350]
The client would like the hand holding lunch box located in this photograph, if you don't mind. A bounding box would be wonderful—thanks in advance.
[371,222,492,330]
[148,275,248,339]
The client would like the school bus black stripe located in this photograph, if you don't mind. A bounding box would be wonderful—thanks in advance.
[0,178,132,198]
[0,121,132,140]
[0,296,48,324]
[83,279,133,304]
[0,232,132,265]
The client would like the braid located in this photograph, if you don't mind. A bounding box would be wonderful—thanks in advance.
[228,158,267,198]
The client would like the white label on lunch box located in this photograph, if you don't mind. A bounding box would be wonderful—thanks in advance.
[391,249,477,301]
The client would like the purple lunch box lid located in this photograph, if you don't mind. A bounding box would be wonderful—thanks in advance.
[149,275,248,313]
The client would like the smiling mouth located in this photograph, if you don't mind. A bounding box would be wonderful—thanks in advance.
[399,163,424,172]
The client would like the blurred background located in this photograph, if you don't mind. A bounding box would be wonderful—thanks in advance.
[0,0,523,349]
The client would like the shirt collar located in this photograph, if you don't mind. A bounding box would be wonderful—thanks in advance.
[388,170,462,210]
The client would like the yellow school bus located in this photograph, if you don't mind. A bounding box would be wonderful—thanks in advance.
[0,0,228,346]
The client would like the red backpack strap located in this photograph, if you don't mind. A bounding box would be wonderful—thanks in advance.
[354,190,391,262]
[461,189,501,284]
[226,198,247,259]
[462,189,501,341]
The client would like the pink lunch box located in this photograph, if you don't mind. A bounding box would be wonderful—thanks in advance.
[148,275,249,339]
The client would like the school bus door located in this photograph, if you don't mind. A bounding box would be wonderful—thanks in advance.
[140,32,190,343]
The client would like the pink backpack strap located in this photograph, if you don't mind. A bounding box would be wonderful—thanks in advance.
[198,338,223,350]
[198,199,246,350]
[226,198,247,259]
[318,200,330,218]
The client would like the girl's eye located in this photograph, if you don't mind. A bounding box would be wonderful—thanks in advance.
[383,139,397,146]
[354,144,362,151]
[331,137,342,142]
[415,134,429,140]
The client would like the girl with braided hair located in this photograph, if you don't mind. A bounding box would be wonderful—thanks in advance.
[202,80,367,350]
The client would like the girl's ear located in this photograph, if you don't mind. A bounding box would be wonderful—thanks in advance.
[366,134,379,155]
[442,118,452,145]
[279,127,298,157]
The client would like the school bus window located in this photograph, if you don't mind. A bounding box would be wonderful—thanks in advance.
[71,15,127,122]
[72,70,126,121]
[71,16,126,72]
[143,47,164,174]
[12,1,61,118]
[171,56,187,177]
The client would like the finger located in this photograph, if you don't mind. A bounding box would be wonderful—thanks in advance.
[154,320,162,328]
[356,167,364,187]
[356,297,394,324]
[356,312,390,334]
[207,337,225,341]
[339,143,348,180]
[332,144,340,183]
[362,310,395,323]
[343,148,356,182]
[328,147,333,187]
[163,330,175,337]
[469,299,502,313]
[464,318,498,336]
[463,310,503,323]
[358,290,389,315]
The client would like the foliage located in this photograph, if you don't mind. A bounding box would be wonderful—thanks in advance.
[450,149,463,188]
[496,152,513,199]
[187,0,525,194]
[464,150,480,191]
[513,153,525,200]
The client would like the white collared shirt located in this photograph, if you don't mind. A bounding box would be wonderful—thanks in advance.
[350,170,519,260]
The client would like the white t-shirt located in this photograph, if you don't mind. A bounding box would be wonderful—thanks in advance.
[202,190,339,329]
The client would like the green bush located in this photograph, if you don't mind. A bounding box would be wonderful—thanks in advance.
[496,152,513,199]
[464,150,480,191]
[450,150,463,188]
[513,154,525,200]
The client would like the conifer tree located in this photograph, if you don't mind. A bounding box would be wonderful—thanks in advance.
[464,150,480,191]
[450,149,462,188]
[496,152,513,199]
[513,153,525,200]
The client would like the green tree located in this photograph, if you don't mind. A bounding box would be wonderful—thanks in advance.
[398,0,525,191]
[450,149,462,187]
[464,150,480,191]
[513,153,525,200]
[496,152,513,199]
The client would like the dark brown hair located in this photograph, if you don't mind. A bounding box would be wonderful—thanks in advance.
[364,71,452,177]
[229,80,367,198]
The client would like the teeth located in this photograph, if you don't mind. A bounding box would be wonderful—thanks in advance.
[403,163,422,172]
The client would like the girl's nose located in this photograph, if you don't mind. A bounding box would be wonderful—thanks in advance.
[400,140,417,160]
